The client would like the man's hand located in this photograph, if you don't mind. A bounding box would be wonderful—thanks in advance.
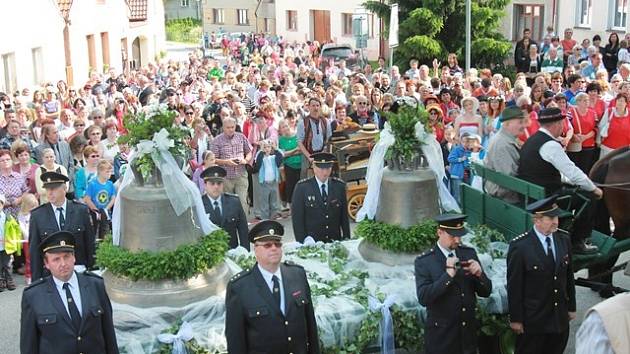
[463,259,483,277]
[238,158,248,165]
[446,256,458,278]
[593,187,603,199]
[224,159,238,167]
[510,322,524,334]
[569,312,577,321]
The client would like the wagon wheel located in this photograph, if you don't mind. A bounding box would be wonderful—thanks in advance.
[347,193,366,221]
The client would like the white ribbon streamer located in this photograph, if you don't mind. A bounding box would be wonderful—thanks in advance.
[112,129,218,245]
[157,321,194,354]
[368,294,397,354]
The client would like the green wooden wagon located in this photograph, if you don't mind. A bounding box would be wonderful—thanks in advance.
[461,163,630,289]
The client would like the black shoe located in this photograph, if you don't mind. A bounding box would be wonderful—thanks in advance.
[5,275,15,291]
[573,240,598,254]
[0,278,5,292]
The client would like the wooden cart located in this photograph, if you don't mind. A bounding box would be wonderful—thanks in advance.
[330,134,376,220]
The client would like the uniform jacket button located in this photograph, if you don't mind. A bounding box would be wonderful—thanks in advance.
[285,321,289,325]
[462,321,466,326]
[462,308,466,312]
[288,336,292,341]
[77,336,81,341]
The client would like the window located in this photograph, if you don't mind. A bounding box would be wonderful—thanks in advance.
[611,0,629,29]
[181,0,189,7]
[368,14,375,38]
[264,18,273,33]
[237,9,249,25]
[212,9,224,24]
[514,5,544,41]
[101,32,110,67]
[287,10,297,31]
[2,53,16,93]
[576,0,592,27]
[342,13,353,36]
[32,47,44,85]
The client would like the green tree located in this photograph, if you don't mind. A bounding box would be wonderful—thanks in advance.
[364,0,511,70]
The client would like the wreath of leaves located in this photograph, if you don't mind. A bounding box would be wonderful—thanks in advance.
[96,230,229,281]
[354,219,438,253]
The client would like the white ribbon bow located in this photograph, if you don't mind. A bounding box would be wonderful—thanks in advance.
[136,128,175,157]
[157,321,194,354]
[368,294,397,354]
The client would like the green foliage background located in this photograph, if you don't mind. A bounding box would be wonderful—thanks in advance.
[354,219,438,253]
[165,18,203,44]
[363,0,512,70]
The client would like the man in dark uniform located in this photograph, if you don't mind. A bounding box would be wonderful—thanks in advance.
[200,166,249,250]
[517,107,603,254]
[507,195,576,354]
[291,152,350,243]
[30,171,95,280]
[225,220,320,354]
[414,214,492,354]
[20,231,119,354]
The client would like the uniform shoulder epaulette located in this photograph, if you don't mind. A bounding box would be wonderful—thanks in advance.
[24,277,46,291]
[229,269,252,283]
[416,248,435,259]
[284,260,304,268]
[459,244,474,250]
[510,232,528,243]
[224,192,239,198]
[297,178,310,184]
[84,271,103,279]
[330,177,346,184]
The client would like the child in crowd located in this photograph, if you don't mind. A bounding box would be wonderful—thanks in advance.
[252,139,283,220]
[0,195,12,291]
[447,133,480,205]
[17,193,38,285]
[85,160,117,240]
[192,150,217,193]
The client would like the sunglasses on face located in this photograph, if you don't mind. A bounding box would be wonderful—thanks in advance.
[90,154,100,158]
[256,241,283,249]
[186,111,194,115]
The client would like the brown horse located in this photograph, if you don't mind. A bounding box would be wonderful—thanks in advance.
[588,146,630,293]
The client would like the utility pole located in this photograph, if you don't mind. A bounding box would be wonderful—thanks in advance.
[465,0,471,73]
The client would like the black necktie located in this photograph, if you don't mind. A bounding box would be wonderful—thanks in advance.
[63,283,82,331]
[448,252,454,258]
[57,207,65,229]
[321,184,328,202]
[271,275,281,309]
[213,200,221,217]
[545,237,555,265]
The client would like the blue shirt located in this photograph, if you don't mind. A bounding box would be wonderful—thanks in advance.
[533,226,556,261]
[86,178,116,209]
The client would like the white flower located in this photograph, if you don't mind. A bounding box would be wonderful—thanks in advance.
[153,128,174,151]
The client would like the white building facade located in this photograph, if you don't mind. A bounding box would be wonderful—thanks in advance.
[0,0,166,93]
[274,0,382,60]
[501,0,629,43]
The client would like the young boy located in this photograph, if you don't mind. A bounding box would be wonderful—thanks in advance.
[447,133,478,205]
[252,139,283,220]
[84,160,116,240]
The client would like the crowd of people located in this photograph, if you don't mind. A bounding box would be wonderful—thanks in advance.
[1,22,628,354]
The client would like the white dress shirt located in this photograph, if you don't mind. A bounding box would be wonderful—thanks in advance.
[538,128,596,191]
[315,177,329,199]
[533,226,556,261]
[52,272,83,317]
[257,264,285,315]
[436,242,455,259]
[51,200,68,230]
[207,195,222,215]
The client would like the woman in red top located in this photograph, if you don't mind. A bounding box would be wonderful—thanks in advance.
[426,103,445,143]
[567,93,599,173]
[599,93,630,158]
[586,82,606,121]
[516,96,540,144]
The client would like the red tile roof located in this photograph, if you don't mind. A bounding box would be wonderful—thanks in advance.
[126,0,148,22]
